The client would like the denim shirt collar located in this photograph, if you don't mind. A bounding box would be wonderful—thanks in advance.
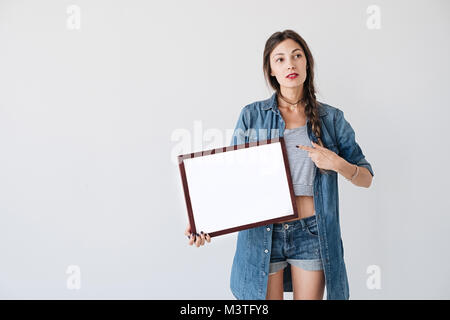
[261,92,328,117]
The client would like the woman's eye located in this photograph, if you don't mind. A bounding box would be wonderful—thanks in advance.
[276,54,301,62]
[275,53,302,62]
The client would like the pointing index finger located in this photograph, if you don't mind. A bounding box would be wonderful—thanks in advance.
[296,144,314,151]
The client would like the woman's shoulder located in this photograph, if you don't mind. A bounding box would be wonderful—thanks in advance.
[243,95,273,112]
[316,100,340,119]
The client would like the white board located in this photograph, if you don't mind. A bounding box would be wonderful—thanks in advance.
[178,138,298,237]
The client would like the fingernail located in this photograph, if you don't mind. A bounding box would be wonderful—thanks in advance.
[296,145,299,148]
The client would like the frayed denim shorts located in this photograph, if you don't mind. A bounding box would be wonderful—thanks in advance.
[269,214,323,275]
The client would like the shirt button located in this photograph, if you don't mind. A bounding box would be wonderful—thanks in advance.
[264,249,269,253]
[266,227,270,231]
[284,224,289,230]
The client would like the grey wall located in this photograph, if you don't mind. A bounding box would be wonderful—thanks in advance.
[0,0,449,299]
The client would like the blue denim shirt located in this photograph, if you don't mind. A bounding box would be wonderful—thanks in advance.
[229,92,374,300]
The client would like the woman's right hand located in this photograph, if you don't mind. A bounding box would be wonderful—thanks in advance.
[185,224,211,247]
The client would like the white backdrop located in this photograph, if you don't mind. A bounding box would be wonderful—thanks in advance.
[0,0,449,299]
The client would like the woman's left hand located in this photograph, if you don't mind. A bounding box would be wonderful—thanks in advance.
[297,141,341,171]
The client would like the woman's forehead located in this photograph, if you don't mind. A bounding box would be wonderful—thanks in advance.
[272,41,303,56]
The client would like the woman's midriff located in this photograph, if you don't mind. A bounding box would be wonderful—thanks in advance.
[284,195,315,222]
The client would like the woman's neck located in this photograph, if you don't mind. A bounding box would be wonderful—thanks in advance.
[277,86,306,111]
[279,86,304,104]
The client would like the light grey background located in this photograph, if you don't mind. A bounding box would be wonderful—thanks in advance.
[0,0,449,299]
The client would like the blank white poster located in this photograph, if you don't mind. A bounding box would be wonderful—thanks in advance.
[181,140,297,236]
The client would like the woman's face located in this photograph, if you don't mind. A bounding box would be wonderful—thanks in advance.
[270,39,308,89]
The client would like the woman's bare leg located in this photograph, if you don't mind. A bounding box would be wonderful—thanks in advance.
[291,265,325,300]
[265,269,284,300]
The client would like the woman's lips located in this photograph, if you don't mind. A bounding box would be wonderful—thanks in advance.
[286,73,298,79]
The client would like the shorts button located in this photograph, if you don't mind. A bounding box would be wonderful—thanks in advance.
[266,227,270,231]
[264,249,269,253]
[284,224,289,230]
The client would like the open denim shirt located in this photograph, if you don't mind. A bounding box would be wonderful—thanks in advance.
[229,92,374,300]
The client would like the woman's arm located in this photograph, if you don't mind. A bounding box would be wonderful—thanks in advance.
[298,109,374,188]
[229,106,249,146]
[333,108,374,186]
[334,156,373,188]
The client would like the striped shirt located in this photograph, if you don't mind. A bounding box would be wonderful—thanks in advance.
[283,124,316,196]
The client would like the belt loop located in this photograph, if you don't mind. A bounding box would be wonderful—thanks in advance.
[300,218,306,230]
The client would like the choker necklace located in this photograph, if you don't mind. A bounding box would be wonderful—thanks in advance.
[278,94,307,111]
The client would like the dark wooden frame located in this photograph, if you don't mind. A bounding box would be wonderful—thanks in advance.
[178,137,298,237]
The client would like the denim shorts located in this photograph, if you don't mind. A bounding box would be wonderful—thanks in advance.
[269,214,323,275]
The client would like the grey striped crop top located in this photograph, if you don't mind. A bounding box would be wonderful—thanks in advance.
[283,124,316,196]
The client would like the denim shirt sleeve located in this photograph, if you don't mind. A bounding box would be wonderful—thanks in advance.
[229,106,249,147]
[334,109,374,177]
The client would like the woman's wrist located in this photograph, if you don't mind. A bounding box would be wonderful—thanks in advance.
[334,157,357,180]
[333,156,345,173]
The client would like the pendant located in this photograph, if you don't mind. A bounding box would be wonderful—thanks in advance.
[289,104,297,111]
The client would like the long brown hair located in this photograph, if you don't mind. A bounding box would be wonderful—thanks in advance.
[263,29,328,175]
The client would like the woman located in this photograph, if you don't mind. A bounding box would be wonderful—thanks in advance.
[185,29,374,300]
